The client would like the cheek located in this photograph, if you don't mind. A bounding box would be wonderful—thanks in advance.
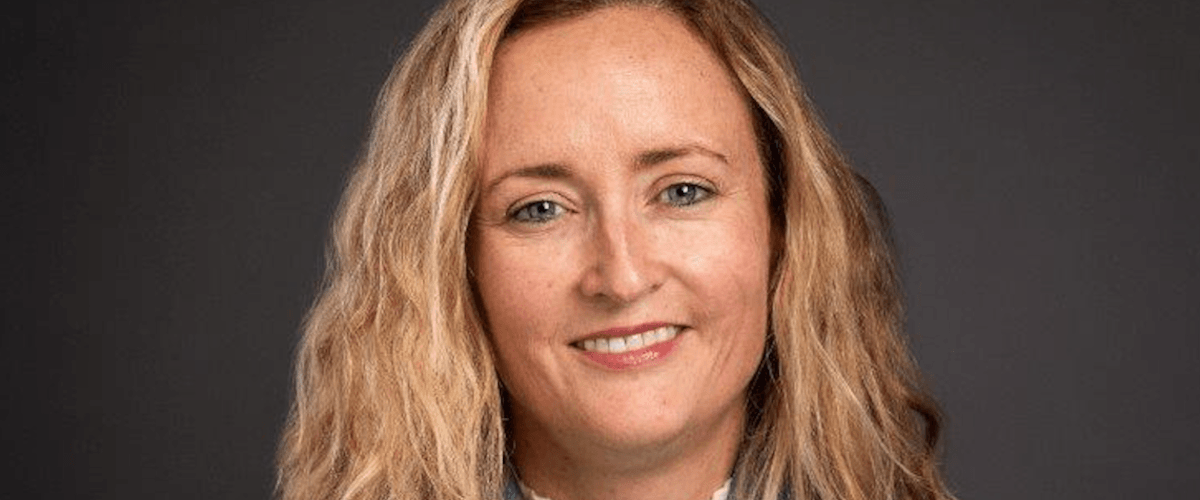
[472,234,572,351]
[677,218,772,308]
[704,250,771,350]
[673,205,773,361]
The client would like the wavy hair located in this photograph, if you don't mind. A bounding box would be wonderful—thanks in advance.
[277,1,955,499]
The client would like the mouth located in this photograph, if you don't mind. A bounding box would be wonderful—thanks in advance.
[571,324,683,354]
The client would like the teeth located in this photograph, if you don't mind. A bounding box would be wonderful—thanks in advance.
[577,326,681,353]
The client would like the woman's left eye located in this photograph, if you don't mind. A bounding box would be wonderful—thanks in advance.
[658,182,713,207]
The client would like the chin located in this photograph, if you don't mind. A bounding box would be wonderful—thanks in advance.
[584,411,692,450]
[575,387,744,455]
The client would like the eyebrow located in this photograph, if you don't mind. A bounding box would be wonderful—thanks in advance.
[483,144,729,195]
[636,145,728,168]
[483,163,573,195]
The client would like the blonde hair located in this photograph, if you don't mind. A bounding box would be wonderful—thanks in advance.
[277,1,955,500]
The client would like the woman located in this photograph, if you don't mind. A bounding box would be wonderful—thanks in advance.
[278,1,955,499]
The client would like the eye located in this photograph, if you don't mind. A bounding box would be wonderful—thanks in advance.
[659,182,713,207]
[510,200,564,224]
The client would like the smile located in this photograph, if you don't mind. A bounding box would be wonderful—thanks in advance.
[573,325,681,353]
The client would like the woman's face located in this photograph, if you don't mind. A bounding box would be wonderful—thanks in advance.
[472,6,772,455]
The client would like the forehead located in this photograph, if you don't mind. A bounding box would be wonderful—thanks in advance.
[481,6,756,172]
[497,5,721,76]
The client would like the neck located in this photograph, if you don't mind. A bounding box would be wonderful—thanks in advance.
[508,400,744,500]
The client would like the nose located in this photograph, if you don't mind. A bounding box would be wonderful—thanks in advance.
[578,210,661,305]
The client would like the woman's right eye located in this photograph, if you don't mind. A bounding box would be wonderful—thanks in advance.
[510,200,564,224]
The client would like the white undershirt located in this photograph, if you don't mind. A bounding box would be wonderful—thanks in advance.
[517,478,733,500]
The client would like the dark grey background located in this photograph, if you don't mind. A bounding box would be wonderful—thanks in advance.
[6,0,1198,498]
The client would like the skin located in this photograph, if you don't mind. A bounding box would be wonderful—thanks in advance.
[471,7,772,500]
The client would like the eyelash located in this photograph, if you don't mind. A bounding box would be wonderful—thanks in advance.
[510,200,564,224]
[507,182,715,224]
[658,182,713,207]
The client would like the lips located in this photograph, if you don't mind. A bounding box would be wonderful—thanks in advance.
[574,325,681,354]
[572,323,685,369]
